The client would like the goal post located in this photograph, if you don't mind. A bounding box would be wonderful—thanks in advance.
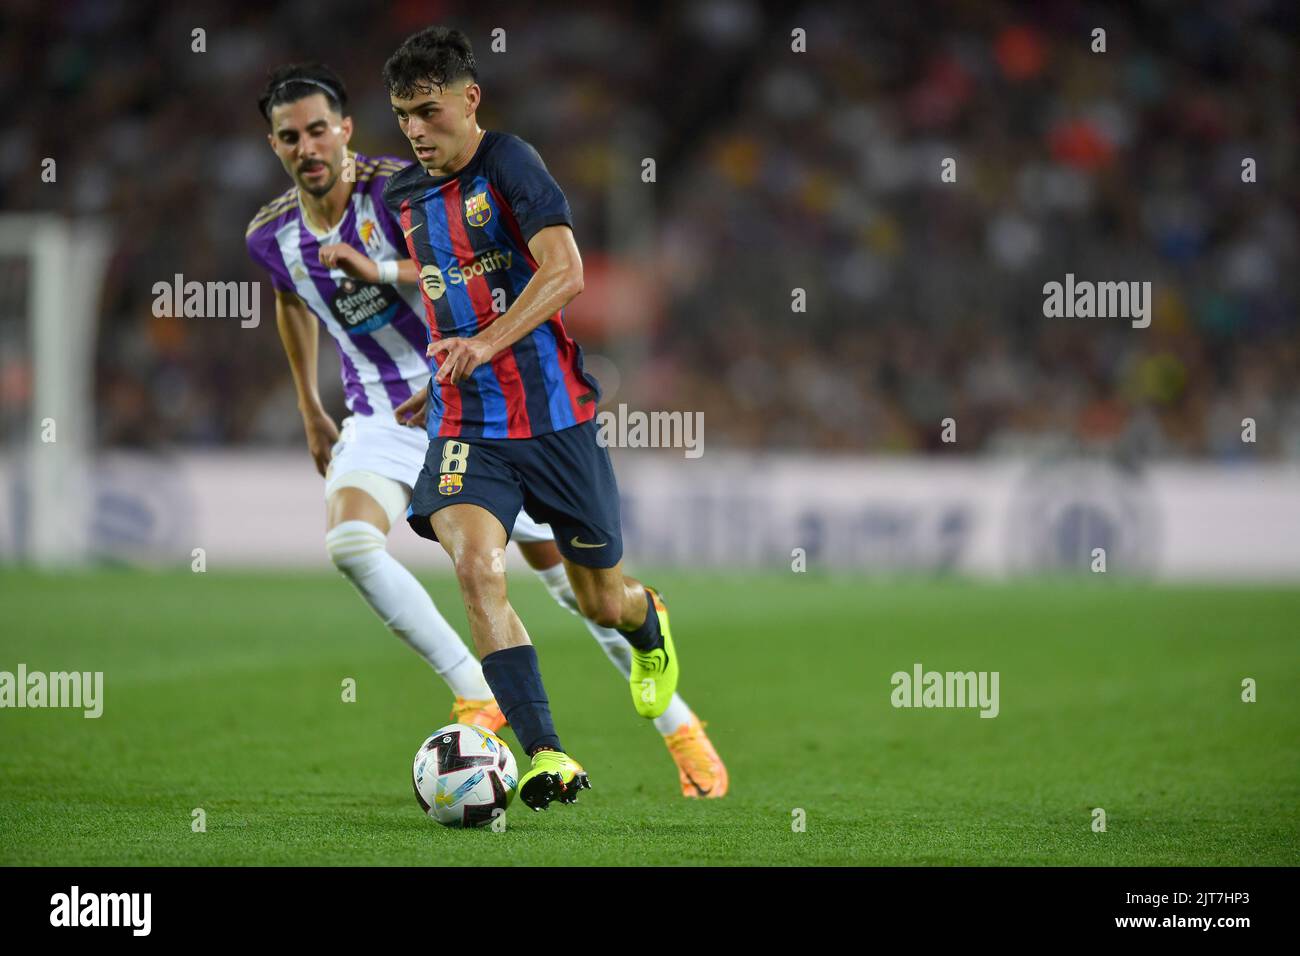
[0,214,110,567]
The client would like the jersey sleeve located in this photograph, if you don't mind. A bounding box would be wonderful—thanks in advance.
[381,165,410,217]
[245,226,296,294]
[370,165,414,252]
[489,135,573,243]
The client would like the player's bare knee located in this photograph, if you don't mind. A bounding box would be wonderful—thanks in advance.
[452,549,504,602]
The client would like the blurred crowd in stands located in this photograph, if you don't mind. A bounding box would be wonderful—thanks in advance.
[2,0,1296,459]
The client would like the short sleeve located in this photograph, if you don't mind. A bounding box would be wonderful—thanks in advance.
[381,166,409,217]
[489,135,573,243]
[245,229,296,293]
[370,170,411,252]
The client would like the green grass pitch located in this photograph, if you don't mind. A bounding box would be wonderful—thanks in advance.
[1,568,1297,866]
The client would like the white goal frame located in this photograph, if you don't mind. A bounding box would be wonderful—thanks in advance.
[0,214,110,566]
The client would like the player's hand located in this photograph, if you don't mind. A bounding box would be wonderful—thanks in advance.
[394,386,428,429]
[428,337,493,385]
[318,244,377,283]
[301,409,340,477]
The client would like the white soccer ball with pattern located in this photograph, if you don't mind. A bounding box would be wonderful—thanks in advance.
[412,723,518,828]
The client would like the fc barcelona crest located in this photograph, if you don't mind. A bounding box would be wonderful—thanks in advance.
[438,473,464,496]
[464,191,492,227]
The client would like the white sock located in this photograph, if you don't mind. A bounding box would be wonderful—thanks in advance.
[533,563,695,734]
[326,521,491,699]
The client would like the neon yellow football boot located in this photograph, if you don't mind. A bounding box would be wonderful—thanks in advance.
[629,587,679,719]
[517,749,591,811]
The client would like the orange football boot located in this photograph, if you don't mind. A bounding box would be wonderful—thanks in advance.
[664,714,729,798]
[450,697,507,733]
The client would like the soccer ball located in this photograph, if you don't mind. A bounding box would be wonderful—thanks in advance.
[412,723,518,828]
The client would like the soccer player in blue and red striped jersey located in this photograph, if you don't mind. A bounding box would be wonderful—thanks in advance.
[382,27,710,809]
[249,62,726,804]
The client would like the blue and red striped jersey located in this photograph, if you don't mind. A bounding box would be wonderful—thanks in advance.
[382,131,600,439]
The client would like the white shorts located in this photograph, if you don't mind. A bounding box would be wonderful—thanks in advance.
[325,414,429,493]
[323,414,556,544]
[511,509,555,544]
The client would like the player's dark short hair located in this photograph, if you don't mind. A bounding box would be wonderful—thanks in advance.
[257,63,349,123]
[382,26,478,99]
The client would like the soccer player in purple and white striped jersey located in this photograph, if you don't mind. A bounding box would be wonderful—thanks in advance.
[244,64,726,798]
[246,63,502,723]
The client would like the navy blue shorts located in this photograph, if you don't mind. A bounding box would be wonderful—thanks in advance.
[407,419,624,568]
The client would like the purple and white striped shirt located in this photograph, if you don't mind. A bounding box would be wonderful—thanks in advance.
[245,153,430,417]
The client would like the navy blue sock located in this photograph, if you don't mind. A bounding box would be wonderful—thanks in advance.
[618,589,663,651]
[480,645,562,756]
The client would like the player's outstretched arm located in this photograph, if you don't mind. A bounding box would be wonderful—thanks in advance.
[275,288,339,476]
[429,225,583,384]
[318,244,420,285]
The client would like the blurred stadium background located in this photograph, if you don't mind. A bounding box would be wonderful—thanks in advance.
[0,0,1297,576]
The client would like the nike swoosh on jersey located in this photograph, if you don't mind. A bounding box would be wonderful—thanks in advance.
[403,221,424,238]
[569,537,607,549]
